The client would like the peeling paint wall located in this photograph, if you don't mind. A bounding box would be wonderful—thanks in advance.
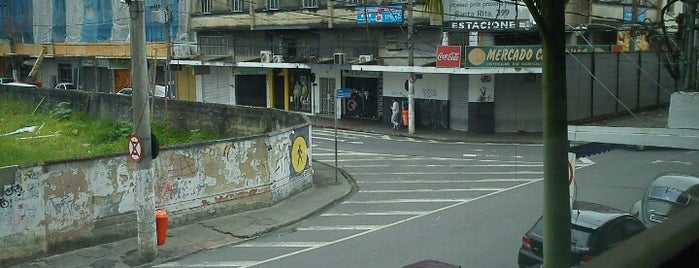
[0,125,312,266]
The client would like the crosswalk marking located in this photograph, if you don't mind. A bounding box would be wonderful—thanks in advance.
[155,261,258,267]
[356,179,539,184]
[296,225,385,231]
[358,188,504,193]
[342,198,471,204]
[233,242,328,248]
[351,171,543,175]
[321,211,426,216]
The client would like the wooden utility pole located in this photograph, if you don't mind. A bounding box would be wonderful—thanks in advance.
[407,0,415,134]
[523,0,571,266]
[128,0,156,262]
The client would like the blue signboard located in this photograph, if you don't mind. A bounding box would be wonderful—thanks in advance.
[623,6,647,22]
[357,5,403,24]
[337,88,352,99]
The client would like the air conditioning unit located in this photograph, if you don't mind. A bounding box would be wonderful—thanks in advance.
[272,55,284,63]
[260,50,272,63]
[333,53,345,64]
[358,54,373,63]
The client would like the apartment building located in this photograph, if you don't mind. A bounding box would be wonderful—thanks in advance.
[1,0,679,132]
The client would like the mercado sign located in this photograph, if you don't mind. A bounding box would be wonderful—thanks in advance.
[442,0,531,31]
[465,45,611,67]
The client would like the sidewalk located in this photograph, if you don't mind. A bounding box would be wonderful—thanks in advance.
[10,161,355,268]
[9,108,667,268]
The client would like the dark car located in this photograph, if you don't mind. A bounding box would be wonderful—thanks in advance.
[518,201,646,267]
[630,173,699,228]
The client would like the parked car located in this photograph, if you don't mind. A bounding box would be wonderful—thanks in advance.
[116,87,133,96]
[0,77,15,84]
[518,201,646,268]
[54,82,77,90]
[116,86,166,98]
[630,173,699,228]
[1,82,38,88]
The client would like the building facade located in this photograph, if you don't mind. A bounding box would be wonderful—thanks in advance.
[0,0,681,133]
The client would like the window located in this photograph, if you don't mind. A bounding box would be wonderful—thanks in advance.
[230,0,243,12]
[303,0,318,9]
[58,63,73,84]
[266,0,279,10]
[201,0,212,14]
[199,36,231,56]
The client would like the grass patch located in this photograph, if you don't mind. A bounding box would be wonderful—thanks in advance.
[0,96,221,167]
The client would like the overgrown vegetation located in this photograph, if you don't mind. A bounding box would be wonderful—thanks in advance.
[0,96,221,167]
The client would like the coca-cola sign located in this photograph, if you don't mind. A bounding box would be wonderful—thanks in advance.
[436,46,462,68]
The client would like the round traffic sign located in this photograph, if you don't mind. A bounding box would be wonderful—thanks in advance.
[128,134,143,163]
[291,136,308,173]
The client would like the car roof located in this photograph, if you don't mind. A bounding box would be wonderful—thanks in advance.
[570,201,630,230]
[651,173,699,191]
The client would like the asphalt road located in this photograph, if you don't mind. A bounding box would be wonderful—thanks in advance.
[158,128,699,268]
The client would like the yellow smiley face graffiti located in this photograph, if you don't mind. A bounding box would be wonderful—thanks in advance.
[291,136,308,173]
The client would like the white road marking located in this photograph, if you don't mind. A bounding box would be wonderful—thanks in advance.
[463,154,479,157]
[358,189,503,193]
[337,163,543,168]
[233,242,327,248]
[351,171,543,175]
[155,261,258,267]
[321,211,426,216]
[296,225,385,231]
[342,198,471,204]
[356,179,539,184]
[239,178,544,267]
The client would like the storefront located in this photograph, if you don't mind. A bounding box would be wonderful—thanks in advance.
[343,70,381,119]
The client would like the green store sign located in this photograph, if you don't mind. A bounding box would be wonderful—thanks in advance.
[465,45,610,67]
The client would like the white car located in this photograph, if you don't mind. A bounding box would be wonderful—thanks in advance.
[55,82,77,90]
[116,87,133,96]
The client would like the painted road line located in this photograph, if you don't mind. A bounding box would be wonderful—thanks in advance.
[358,188,504,193]
[296,225,385,231]
[155,261,259,267]
[350,171,543,175]
[242,178,544,268]
[232,242,328,248]
[356,179,539,184]
[337,163,543,168]
[321,211,426,216]
[342,198,471,204]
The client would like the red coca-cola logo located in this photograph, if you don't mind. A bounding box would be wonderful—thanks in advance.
[436,46,461,68]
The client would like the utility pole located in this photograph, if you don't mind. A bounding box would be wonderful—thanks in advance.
[682,0,697,91]
[407,0,415,134]
[128,0,156,262]
[630,0,639,51]
[164,0,172,98]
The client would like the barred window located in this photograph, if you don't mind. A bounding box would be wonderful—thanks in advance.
[201,0,212,14]
[303,0,318,9]
[230,0,243,12]
[266,0,279,10]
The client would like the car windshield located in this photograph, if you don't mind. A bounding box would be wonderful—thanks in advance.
[649,186,690,205]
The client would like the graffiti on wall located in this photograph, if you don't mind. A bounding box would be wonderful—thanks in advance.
[1,169,43,235]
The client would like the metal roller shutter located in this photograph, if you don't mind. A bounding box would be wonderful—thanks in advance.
[494,74,543,132]
[203,67,232,105]
[449,74,469,131]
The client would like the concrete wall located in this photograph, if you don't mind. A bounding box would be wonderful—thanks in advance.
[0,86,312,265]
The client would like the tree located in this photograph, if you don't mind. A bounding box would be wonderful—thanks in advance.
[521,0,572,267]
[425,0,572,266]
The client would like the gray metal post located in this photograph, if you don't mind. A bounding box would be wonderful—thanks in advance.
[129,0,156,262]
[407,0,415,134]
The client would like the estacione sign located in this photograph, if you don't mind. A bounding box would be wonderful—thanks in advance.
[436,45,462,68]
[465,45,611,67]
